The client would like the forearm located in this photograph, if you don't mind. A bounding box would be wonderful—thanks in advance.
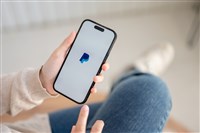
[0,68,53,116]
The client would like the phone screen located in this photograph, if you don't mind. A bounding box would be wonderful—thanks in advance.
[54,19,117,104]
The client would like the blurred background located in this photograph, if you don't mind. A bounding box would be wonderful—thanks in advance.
[1,1,199,132]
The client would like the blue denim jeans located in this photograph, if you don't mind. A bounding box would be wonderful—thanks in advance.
[49,70,172,133]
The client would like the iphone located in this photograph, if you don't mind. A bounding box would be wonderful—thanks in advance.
[54,19,117,104]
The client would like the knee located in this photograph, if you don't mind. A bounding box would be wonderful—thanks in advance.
[114,73,172,112]
[106,73,172,131]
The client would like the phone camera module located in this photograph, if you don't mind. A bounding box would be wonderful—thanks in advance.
[94,25,104,32]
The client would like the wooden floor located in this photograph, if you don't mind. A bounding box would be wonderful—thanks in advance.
[1,93,190,132]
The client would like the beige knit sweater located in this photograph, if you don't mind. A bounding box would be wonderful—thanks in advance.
[1,68,54,133]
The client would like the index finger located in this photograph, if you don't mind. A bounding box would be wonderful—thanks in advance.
[75,105,89,132]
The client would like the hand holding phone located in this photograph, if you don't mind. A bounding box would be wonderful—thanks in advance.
[53,19,117,103]
[40,19,117,104]
[39,32,110,96]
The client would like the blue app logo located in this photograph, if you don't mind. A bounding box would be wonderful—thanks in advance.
[79,53,89,63]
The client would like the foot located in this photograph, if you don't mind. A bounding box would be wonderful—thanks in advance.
[133,42,174,76]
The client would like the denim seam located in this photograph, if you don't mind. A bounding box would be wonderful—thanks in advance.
[157,108,171,132]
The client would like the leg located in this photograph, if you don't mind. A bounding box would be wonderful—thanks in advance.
[49,102,102,133]
[87,70,172,133]
[50,43,174,133]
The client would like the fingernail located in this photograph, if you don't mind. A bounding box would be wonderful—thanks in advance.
[82,105,89,111]
[98,120,104,125]
[93,76,97,81]
[71,125,76,132]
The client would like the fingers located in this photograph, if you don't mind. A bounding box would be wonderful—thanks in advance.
[102,63,110,71]
[93,63,109,83]
[90,87,97,94]
[93,74,104,83]
[91,120,104,133]
[71,120,104,133]
[74,105,89,132]
[59,32,76,51]
[71,125,76,132]
[71,105,104,133]
[65,31,76,45]
[91,63,110,94]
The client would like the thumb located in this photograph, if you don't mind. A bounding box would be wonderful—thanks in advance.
[59,31,76,51]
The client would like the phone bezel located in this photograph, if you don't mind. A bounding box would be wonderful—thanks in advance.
[53,19,117,104]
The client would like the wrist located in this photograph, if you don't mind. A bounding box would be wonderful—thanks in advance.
[39,66,46,89]
[39,66,58,96]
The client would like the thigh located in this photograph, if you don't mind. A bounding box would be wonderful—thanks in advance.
[87,72,172,133]
[49,102,102,133]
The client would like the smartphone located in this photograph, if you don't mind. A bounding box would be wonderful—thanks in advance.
[53,19,117,104]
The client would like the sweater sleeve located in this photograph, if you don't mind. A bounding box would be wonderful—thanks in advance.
[0,68,54,116]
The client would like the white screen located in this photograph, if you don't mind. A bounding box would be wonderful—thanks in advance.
[54,20,116,103]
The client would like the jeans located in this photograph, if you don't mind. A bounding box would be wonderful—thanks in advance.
[49,70,172,133]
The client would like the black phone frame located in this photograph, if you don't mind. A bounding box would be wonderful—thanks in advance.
[53,19,117,104]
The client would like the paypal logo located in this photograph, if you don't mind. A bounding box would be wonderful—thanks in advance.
[79,53,89,63]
